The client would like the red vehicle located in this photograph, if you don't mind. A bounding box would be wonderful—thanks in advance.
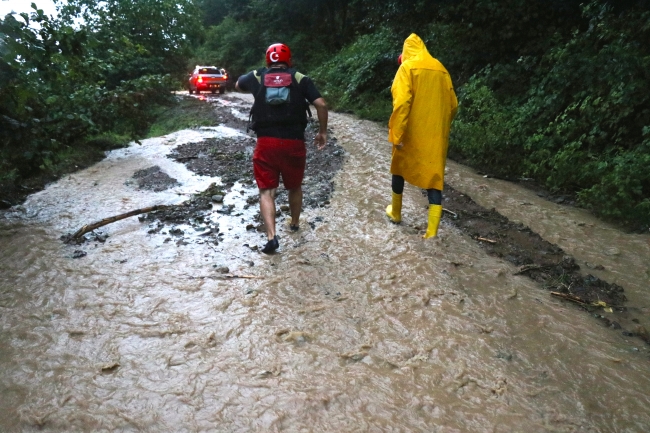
[188,66,228,94]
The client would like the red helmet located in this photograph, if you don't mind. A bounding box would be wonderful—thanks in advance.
[266,43,291,66]
[397,54,403,65]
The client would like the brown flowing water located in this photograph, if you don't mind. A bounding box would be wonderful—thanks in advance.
[1,95,649,432]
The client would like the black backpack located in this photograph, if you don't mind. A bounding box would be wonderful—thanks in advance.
[249,67,311,133]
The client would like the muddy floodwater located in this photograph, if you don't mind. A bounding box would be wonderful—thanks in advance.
[1,93,650,432]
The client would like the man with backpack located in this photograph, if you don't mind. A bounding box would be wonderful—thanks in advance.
[236,43,328,254]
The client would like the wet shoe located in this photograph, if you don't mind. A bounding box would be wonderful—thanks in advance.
[423,204,442,239]
[290,224,299,232]
[261,236,279,254]
[386,192,402,224]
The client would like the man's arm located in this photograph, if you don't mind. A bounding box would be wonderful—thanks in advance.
[312,97,328,150]
[235,78,247,92]
[235,71,255,93]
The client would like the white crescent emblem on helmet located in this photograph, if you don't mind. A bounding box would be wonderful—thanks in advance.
[270,52,280,62]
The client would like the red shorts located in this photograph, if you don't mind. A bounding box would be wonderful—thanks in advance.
[253,137,306,190]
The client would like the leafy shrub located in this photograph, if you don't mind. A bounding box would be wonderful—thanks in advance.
[313,28,400,121]
[577,139,650,226]
[518,2,650,227]
[449,75,525,178]
[0,1,200,184]
[449,1,649,228]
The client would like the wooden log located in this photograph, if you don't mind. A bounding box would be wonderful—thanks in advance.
[69,205,168,240]
[514,264,543,275]
[550,291,588,305]
[442,208,458,218]
[217,274,263,280]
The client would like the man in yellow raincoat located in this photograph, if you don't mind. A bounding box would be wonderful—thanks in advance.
[386,33,458,238]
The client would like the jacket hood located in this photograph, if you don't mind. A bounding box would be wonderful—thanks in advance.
[401,33,428,63]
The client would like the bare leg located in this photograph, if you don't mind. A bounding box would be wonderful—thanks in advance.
[288,187,302,227]
[259,188,277,240]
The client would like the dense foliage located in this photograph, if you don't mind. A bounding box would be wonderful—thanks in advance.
[0,0,201,185]
[451,2,650,228]
[194,0,373,76]
[1,0,648,229]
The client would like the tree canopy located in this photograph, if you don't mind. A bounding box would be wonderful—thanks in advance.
[1,0,201,182]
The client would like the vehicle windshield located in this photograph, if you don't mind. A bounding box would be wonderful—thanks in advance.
[197,68,221,75]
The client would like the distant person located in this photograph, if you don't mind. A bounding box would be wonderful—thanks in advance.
[386,33,458,238]
[236,43,328,253]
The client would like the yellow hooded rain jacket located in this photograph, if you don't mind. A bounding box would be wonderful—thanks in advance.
[388,34,458,190]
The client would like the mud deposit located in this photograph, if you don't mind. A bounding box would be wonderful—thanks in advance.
[441,185,650,344]
[165,124,343,208]
[137,96,344,239]
[129,165,180,191]
[443,186,624,302]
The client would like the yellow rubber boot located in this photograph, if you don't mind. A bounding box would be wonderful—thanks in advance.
[423,204,442,238]
[385,192,402,223]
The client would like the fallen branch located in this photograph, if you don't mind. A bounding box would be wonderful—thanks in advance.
[550,291,588,305]
[66,205,168,242]
[443,208,458,218]
[221,274,263,279]
[192,274,264,280]
[477,237,497,244]
[514,264,543,275]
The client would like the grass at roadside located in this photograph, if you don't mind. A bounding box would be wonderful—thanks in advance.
[146,95,220,138]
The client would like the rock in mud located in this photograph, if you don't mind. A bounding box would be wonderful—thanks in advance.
[131,165,180,192]
[100,362,120,373]
[276,330,311,345]
[217,204,235,215]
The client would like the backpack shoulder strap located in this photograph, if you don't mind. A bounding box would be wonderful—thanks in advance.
[294,71,306,84]
[287,69,312,119]
[254,67,267,84]
[249,67,269,132]
[285,68,305,84]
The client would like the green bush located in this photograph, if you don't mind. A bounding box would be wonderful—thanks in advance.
[0,1,200,183]
[449,75,525,178]
[577,140,650,226]
[518,3,650,227]
[313,28,400,121]
[449,2,649,229]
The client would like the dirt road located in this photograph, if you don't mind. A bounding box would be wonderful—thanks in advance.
[0,93,649,432]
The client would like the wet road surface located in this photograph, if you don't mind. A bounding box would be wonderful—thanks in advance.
[1,93,649,432]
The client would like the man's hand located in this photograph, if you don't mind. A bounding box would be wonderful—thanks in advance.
[395,142,404,150]
[315,132,327,150]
